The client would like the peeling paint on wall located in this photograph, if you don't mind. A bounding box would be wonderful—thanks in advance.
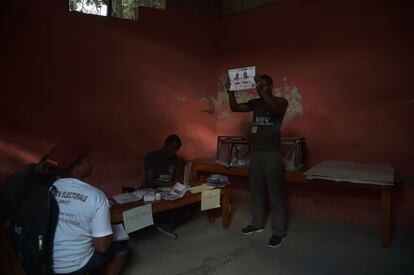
[275,78,303,127]
[214,74,303,126]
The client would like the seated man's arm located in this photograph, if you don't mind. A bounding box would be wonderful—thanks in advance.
[90,195,114,253]
[172,158,184,183]
[92,235,112,253]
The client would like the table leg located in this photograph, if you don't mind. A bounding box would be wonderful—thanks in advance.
[381,189,391,248]
[221,193,231,229]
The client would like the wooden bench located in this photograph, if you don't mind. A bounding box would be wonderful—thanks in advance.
[190,158,394,248]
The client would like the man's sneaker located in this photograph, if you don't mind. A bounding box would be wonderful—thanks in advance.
[267,235,284,248]
[156,225,177,240]
[240,225,264,235]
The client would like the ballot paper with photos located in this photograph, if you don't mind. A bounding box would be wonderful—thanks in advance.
[228,66,256,91]
[111,188,157,204]
[160,182,188,201]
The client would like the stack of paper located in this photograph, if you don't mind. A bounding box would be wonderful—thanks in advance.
[207,174,229,187]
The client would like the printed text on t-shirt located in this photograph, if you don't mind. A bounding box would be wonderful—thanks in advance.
[254,116,274,126]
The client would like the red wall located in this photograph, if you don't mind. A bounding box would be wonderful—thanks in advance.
[216,0,414,227]
[1,0,413,228]
[0,0,219,194]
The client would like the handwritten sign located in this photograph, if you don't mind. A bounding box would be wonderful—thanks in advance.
[122,204,154,233]
[201,189,221,211]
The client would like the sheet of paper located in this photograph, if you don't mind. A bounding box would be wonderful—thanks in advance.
[170,182,188,198]
[188,184,215,194]
[228,66,256,91]
[160,191,180,201]
[159,183,188,201]
[112,193,141,204]
[122,204,154,233]
[305,160,394,185]
[201,189,221,211]
[111,223,129,241]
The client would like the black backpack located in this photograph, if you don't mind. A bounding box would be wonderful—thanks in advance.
[7,184,59,275]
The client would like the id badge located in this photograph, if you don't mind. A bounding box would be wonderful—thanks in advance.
[251,126,258,133]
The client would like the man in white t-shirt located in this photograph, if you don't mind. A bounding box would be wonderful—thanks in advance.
[47,143,128,275]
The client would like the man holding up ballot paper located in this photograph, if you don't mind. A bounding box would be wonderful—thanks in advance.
[226,69,289,248]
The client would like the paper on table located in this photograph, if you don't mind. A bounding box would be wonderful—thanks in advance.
[160,182,188,201]
[201,189,221,211]
[112,188,157,204]
[305,160,394,185]
[111,223,129,241]
[112,193,140,204]
[188,184,215,194]
[122,204,154,233]
[132,189,153,200]
[228,66,256,91]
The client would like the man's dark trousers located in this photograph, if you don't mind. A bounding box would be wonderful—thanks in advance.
[249,150,286,236]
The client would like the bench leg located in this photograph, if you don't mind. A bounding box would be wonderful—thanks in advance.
[381,189,391,248]
[221,193,231,229]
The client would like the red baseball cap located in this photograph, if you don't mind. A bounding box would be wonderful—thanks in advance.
[46,143,94,169]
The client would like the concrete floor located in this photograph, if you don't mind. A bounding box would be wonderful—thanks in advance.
[122,189,414,275]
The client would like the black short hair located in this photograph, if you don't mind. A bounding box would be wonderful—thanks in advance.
[165,134,182,148]
[261,74,273,86]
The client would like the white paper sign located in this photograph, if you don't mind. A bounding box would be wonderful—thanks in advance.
[201,189,221,211]
[228,66,256,91]
[122,204,154,233]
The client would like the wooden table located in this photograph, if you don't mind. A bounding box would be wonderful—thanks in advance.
[110,186,231,229]
[191,159,393,248]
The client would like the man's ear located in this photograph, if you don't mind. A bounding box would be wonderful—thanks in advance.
[72,163,81,176]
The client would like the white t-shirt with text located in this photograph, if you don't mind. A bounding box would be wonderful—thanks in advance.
[52,178,113,274]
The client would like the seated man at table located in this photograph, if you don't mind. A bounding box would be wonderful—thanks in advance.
[47,143,128,275]
[143,134,198,239]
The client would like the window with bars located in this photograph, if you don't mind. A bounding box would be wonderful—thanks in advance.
[68,0,166,20]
